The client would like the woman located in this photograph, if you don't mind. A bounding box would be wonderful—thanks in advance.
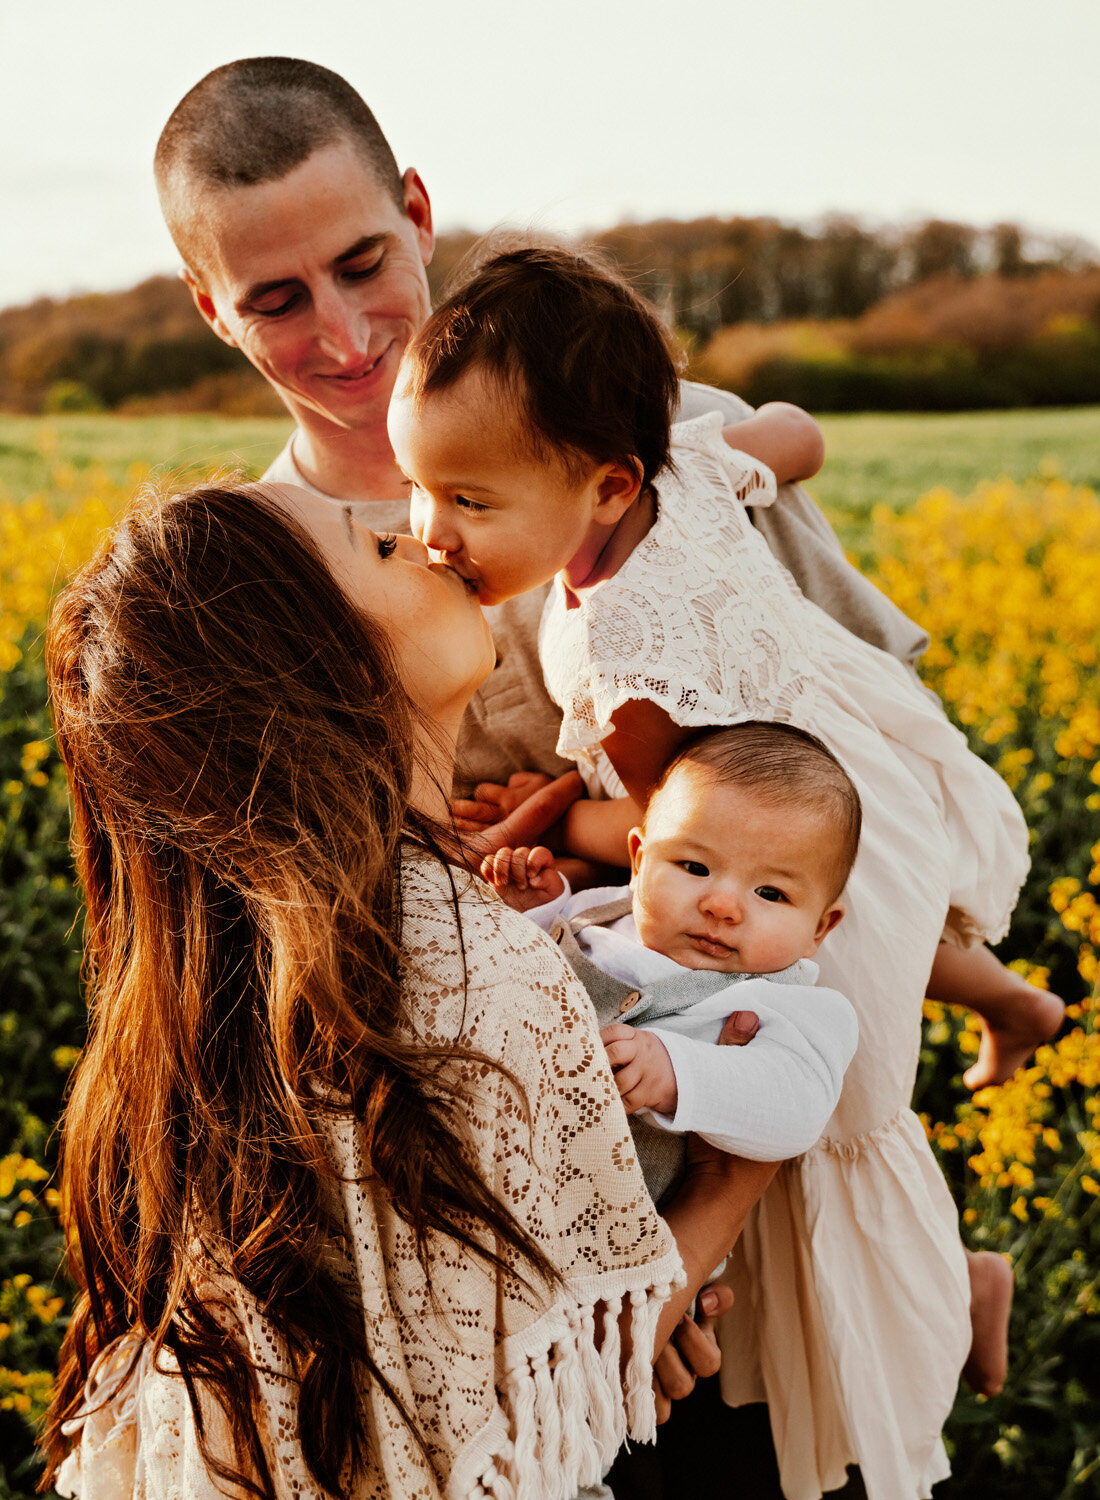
[43,482,771,1499]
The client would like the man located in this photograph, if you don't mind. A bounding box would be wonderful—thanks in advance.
[155,56,928,807]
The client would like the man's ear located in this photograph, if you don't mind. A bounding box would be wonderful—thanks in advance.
[627,826,645,882]
[181,267,238,349]
[402,168,435,266]
[594,459,644,526]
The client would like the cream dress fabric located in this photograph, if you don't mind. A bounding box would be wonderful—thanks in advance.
[539,413,1031,1500]
[57,853,684,1500]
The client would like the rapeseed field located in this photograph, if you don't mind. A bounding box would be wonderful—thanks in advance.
[1,449,1098,1497]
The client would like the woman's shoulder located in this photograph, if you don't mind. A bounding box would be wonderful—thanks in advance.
[399,846,584,1014]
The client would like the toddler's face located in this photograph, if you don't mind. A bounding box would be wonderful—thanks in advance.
[628,763,844,974]
[387,364,623,606]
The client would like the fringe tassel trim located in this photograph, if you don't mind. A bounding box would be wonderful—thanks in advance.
[459,1265,682,1500]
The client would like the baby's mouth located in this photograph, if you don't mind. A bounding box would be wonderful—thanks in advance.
[691,933,735,958]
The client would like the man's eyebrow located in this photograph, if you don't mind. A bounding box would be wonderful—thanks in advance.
[334,234,388,266]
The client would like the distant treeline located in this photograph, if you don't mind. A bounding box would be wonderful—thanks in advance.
[2,215,1098,415]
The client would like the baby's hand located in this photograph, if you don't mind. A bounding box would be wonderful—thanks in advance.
[479,845,566,912]
[600,1024,678,1116]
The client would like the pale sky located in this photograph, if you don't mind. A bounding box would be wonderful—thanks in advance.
[1,0,1096,310]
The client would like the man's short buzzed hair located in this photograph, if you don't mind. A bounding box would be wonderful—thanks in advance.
[655,722,863,900]
[155,57,405,274]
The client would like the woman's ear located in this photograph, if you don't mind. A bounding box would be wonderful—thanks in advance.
[594,459,644,524]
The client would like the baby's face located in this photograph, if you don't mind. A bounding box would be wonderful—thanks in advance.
[628,763,844,973]
[387,364,607,607]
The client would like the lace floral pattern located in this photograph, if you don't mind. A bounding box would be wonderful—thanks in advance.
[58,853,683,1500]
[541,414,822,766]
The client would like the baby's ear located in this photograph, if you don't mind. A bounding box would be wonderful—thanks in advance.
[809,903,845,952]
[627,826,645,882]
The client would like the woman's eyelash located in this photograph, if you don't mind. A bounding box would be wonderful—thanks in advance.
[377,534,398,558]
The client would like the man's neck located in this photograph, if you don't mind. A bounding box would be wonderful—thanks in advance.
[291,421,411,504]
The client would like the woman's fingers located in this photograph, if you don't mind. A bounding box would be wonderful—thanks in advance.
[718,1009,760,1045]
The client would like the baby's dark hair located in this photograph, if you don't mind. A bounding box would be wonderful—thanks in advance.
[402,243,681,491]
[654,722,862,901]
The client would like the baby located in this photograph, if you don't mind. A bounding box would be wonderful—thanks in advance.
[483,721,860,1204]
[483,721,1012,1395]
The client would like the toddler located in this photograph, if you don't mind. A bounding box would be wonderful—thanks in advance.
[388,245,1055,1493]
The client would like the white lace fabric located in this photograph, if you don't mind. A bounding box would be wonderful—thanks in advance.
[57,851,683,1500]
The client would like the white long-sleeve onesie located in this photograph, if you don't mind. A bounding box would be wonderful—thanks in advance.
[530,883,859,1162]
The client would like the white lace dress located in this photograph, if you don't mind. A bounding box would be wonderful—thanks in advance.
[56,853,684,1500]
[539,413,1030,1500]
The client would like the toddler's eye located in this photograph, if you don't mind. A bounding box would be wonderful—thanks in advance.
[377,534,398,558]
[756,886,787,903]
[456,495,488,514]
[679,861,710,878]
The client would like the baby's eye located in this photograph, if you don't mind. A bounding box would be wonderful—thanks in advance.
[679,861,710,878]
[377,533,398,558]
[755,886,788,903]
[455,495,488,514]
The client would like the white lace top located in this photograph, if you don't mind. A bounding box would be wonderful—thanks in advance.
[57,853,683,1500]
[539,413,1031,1500]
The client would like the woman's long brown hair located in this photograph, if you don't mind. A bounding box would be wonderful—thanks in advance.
[41,485,555,1496]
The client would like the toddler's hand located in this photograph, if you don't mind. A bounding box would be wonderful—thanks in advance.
[601,1024,678,1116]
[480,845,565,911]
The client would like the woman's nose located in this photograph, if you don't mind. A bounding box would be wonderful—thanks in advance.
[393,534,431,566]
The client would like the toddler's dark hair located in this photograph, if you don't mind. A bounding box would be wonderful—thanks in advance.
[655,722,862,901]
[402,243,681,492]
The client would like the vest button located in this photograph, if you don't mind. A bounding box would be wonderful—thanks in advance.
[619,990,641,1014]
[550,922,564,942]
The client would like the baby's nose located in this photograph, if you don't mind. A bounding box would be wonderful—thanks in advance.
[701,884,743,922]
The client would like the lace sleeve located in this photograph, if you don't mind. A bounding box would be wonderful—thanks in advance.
[550,419,824,762]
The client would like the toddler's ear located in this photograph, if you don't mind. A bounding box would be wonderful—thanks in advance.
[595,459,644,523]
[627,826,646,883]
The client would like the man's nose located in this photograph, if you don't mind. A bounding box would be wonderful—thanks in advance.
[313,286,369,365]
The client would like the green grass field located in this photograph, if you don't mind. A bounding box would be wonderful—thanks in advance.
[812,406,1100,547]
[2,406,1099,552]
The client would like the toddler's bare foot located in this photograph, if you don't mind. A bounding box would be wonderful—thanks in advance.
[963,987,1065,1090]
[963,1249,1013,1396]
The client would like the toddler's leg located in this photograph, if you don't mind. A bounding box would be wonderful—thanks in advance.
[962,1247,1014,1396]
[927,942,1065,1090]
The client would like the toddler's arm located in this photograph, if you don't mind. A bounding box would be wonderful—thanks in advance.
[642,980,858,1160]
[721,401,824,486]
[480,845,566,913]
